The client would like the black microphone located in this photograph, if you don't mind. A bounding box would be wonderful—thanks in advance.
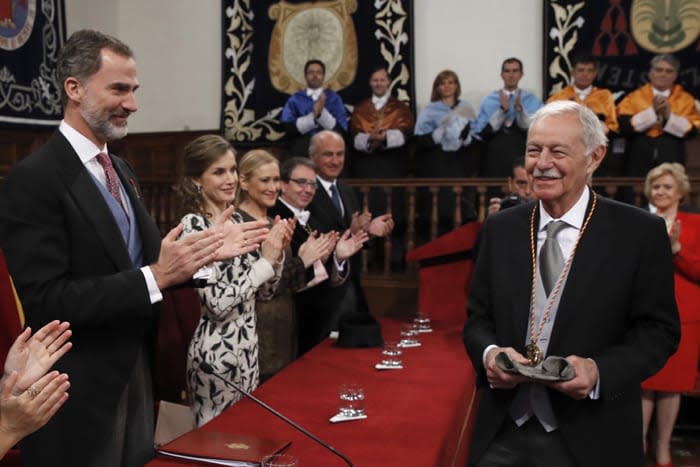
[199,361,353,467]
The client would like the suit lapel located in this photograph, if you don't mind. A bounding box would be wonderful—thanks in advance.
[509,206,536,348]
[310,181,347,231]
[50,133,135,271]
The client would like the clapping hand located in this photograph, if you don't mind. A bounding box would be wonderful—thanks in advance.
[210,206,269,260]
[0,369,70,446]
[335,229,369,261]
[653,95,670,121]
[313,92,326,118]
[514,90,522,112]
[367,213,394,238]
[669,219,681,254]
[499,90,509,111]
[261,217,293,264]
[350,211,372,234]
[3,321,72,396]
[298,231,333,268]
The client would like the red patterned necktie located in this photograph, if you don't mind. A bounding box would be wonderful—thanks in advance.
[96,152,126,212]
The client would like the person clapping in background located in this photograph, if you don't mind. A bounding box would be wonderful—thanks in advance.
[1,321,72,459]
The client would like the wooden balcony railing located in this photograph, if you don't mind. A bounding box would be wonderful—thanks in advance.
[140,177,700,275]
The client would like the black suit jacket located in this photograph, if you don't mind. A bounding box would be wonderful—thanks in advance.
[0,131,162,465]
[463,195,680,467]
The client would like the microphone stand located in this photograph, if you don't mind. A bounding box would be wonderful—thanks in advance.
[199,362,353,467]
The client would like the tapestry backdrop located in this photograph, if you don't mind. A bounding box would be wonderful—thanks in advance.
[221,0,415,144]
[0,0,65,126]
[544,0,700,101]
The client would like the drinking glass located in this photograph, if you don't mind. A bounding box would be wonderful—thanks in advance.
[338,383,365,417]
[381,341,403,367]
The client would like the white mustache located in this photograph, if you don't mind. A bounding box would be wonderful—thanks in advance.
[533,168,562,178]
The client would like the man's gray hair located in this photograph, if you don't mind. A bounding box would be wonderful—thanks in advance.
[528,100,607,155]
[308,130,344,157]
[650,54,680,73]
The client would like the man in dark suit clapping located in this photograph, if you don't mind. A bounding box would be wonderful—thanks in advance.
[0,30,238,467]
[463,101,679,467]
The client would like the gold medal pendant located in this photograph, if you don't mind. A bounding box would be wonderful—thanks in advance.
[525,343,542,366]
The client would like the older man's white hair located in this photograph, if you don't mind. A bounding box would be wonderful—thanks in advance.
[528,100,608,156]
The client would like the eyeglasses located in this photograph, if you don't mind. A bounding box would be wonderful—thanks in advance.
[289,178,318,190]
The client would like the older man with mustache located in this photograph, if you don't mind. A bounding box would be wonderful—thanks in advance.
[463,101,679,467]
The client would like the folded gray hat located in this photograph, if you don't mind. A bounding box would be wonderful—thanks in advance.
[495,352,576,382]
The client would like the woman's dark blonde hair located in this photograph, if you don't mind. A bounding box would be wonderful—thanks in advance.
[236,149,279,206]
[644,162,691,201]
[430,69,461,102]
[174,134,235,219]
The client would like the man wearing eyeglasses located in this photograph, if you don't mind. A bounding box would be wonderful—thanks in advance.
[270,155,370,354]
[281,59,348,159]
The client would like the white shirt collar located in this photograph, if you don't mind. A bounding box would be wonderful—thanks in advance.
[652,87,671,98]
[316,175,338,200]
[502,88,518,98]
[59,120,108,163]
[306,87,324,101]
[538,186,590,232]
[372,94,389,110]
[279,197,310,225]
[573,85,592,100]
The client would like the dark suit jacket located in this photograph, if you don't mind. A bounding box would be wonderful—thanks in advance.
[463,195,680,467]
[0,131,162,465]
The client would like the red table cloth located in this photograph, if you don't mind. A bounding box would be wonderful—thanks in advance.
[148,319,477,467]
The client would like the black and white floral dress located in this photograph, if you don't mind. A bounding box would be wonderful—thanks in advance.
[182,213,281,427]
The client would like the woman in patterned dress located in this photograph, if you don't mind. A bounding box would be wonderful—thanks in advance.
[174,135,291,426]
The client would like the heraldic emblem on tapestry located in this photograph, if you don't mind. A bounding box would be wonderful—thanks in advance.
[0,0,64,125]
[630,0,700,53]
[544,0,700,99]
[268,0,358,94]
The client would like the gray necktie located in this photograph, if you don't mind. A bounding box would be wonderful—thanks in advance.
[540,221,567,296]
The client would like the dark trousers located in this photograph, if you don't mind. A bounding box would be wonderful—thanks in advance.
[475,418,576,467]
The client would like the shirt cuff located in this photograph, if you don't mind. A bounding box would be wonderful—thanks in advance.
[296,113,317,134]
[385,129,405,148]
[587,358,600,400]
[489,109,506,131]
[664,113,691,138]
[334,253,346,272]
[316,108,336,129]
[249,257,276,288]
[631,107,658,132]
[140,266,163,304]
[432,127,445,144]
[354,132,371,152]
[482,344,498,368]
[516,108,531,129]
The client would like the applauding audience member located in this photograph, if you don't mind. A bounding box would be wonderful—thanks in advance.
[269,156,368,355]
[1,321,72,459]
[236,150,336,381]
[472,58,543,187]
[174,135,290,427]
[617,54,700,177]
[641,163,700,467]
[281,59,348,158]
[414,70,478,235]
